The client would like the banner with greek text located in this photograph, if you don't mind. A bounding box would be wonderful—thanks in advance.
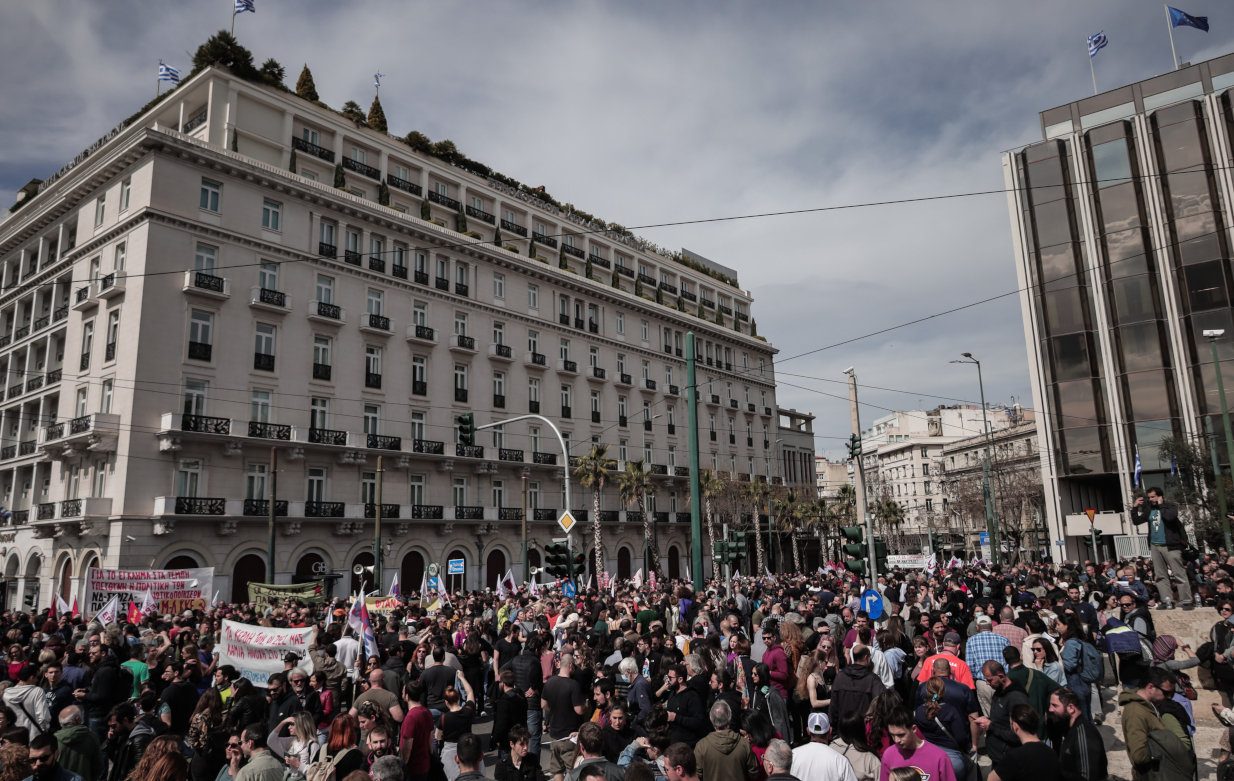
[886,555,928,570]
[86,567,214,615]
[248,581,327,610]
[217,619,314,687]
[365,596,399,619]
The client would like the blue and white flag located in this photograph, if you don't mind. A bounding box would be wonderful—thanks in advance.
[1134,449,1143,487]
[1088,31,1108,58]
[1168,7,1209,32]
[158,62,180,84]
[0,505,10,522]
[374,72,385,89]
[234,0,255,16]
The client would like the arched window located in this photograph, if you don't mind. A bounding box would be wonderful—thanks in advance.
[617,547,631,581]
[445,549,468,592]
[295,553,325,580]
[231,554,265,604]
[165,555,199,569]
[667,546,681,580]
[486,549,506,591]
[401,551,425,596]
[58,559,73,600]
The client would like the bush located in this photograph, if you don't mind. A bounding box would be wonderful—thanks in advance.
[296,64,318,101]
[456,207,468,234]
[340,101,366,125]
[193,31,257,80]
[368,96,387,133]
[405,131,432,153]
[259,58,285,86]
[289,148,297,174]
[378,181,390,206]
[333,164,345,189]
[420,199,431,220]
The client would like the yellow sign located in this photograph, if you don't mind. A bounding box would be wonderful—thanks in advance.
[558,510,577,533]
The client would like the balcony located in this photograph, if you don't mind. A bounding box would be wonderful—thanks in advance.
[344,250,362,266]
[466,205,495,224]
[58,497,111,519]
[525,352,547,368]
[293,136,334,162]
[500,219,527,237]
[763,407,773,416]
[682,290,697,302]
[25,376,42,393]
[533,508,557,521]
[672,512,690,524]
[747,403,756,412]
[529,400,540,413]
[588,320,599,334]
[498,508,523,521]
[305,501,345,518]
[97,271,126,299]
[591,411,601,423]
[392,264,407,279]
[14,325,29,341]
[244,499,289,517]
[413,439,445,455]
[638,273,657,287]
[250,287,290,313]
[558,359,578,374]
[667,423,676,435]
[730,399,738,409]
[308,301,345,324]
[428,190,461,210]
[313,363,332,381]
[9,509,26,525]
[456,444,484,459]
[369,257,385,273]
[248,421,291,440]
[455,282,469,297]
[574,318,585,329]
[701,298,715,309]
[729,434,736,444]
[616,264,634,278]
[361,433,398,451]
[386,173,421,196]
[318,242,337,259]
[188,341,212,361]
[641,378,657,391]
[175,497,226,515]
[619,415,628,428]
[46,369,61,385]
[253,352,275,371]
[660,282,677,295]
[493,393,505,408]
[361,313,391,334]
[489,344,513,360]
[343,157,381,179]
[654,511,669,524]
[559,313,570,326]
[33,315,49,332]
[406,324,437,345]
[364,503,400,519]
[455,387,468,403]
[17,440,35,456]
[719,304,733,316]
[561,406,572,419]
[54,305,68,322]
[9,383,22,398]
[365,372,382,389]
[184,271,229,299]
[736,311,749,322]
[412,380,427,396]
[499,448,523,462]
[455,506,483,520]
[617,373,633,386]
[181,109,208,134]
[412,505,444,519]
[71,283,98,311]
[668,385,679,396]
[308,427,347,446]
[710,431,717,441]
[450,334,477,353]
[533,452,557,465]
[764,440,770,449]
[589,255,611,269]
[748,437,754,447]
[531,232,557,249]
[414,270,429,284]
[563,244,585,259]
[771,476,783,485]
[590,366,606,380]
[435,276,450,291]
[181,414,230,434]
[709,395,721,405]
[644,420,652,432]
[674,466,690,477]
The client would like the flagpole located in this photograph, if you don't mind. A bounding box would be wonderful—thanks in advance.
[157,60,162,99]
[1089,48,1098,95]
[1166,5,1180,70]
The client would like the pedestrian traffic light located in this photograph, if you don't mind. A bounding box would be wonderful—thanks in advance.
[846,434,862,459]
[456,413,475,446]
[841,526,866,574]
[545,543,569,578]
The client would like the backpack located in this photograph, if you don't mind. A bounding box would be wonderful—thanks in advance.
[306,747,355,781]
[1144,727,1195,781]
[1077,641,1104,684]
[115,665,135,702]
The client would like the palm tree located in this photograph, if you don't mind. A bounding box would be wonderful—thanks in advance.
[743,480,770,574]
[573,444,611,579]
[616,459,656,577]
[697,470,728,579]
[874,497,906,555]
[776,491,806,571]
[835,484,857,524]
[804,498,831,565]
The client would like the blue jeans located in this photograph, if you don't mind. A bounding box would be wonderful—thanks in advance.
[526,707,542,757]
[941,747,970,780]
[1065,673,1092,722]
[89,715,109,745]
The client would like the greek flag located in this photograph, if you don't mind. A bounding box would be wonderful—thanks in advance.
[1168,7,1209,32]
[234,0,255,16]
[1134,449,1143,487]
[158,62,180,84]
[1088,31,1108,58]
[374,72,385,89]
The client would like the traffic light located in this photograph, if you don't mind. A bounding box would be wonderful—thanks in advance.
[572,553,586,579]
[713,532,748,564]
[841,526,866,574]
[456,413,475,447]
[874,538,888,575]
[846,434,862,459]
[545,543,569,578]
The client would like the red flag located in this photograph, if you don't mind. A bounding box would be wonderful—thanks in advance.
[127,601,141,625]
[71,596,80,619]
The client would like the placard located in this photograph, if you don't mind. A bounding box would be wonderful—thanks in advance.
[216,619,314,687]
[248,581,327,610]
[886,555,928,570]
[365,596,400,618]
[86,567,214,615]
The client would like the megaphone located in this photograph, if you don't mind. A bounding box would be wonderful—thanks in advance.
[530,566,542,575]
[353,564,374,576]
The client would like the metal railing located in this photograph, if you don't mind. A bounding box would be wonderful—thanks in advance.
[455,506,483,520]
[365,372,382,389]
[414,325,435,340]
[367,434,401,450]
[386,173,421,195]
[456,444,484,458]
[412,505,444,519]
[292,136,334,162]
[308,428,347,446]
[248,421,291,440]
[244,499,289,516]
[305,501,345,517]
[259,288,286,307]
[533,509,557,521]
[364,503,400,519]
[253,352,275,371]
[318,242,337,258]
[413,440,444,455]
[466,205,495,224]
[342,157,381,179]
[501,219,527,237]
[533,452,557,465]
[175,497,225,515]
[499,448,524,462]
[194,272,225,292]
[428,191,461,210]
[313,363,332,381]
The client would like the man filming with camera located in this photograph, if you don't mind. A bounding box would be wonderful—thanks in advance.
[1131,487,1194,611]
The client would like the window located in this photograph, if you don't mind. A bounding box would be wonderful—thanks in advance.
[367,289,384,316]
[436,182,448,197]
[640,320,648,341]
[413,302,428,328]
[436,257,448,280]
[410,475,425,506]
[313,336,331,366]
[492,479,505,507]
[363,405,379,435]
[106,311,119,352]
[93,460,108,497]
[94,194,105,227]
[199,180,220,212]
[100,379,113,414]
[619,440,628,462]
[307,468,327,502]
[641,361,650,380]
[194,244,216,272]
[561,385,572,408]
[726,382,733,400]
[493,273,505,299]
[114,242,126,271]
[455,263,468,287]
[669,447,677,468]
[616,312,624,334]
[559,297,569,319]
[120,179,131,211]
[300,170,317,181]
[365,346,382,376]
[530,426,541,453]
[351,147,367,164]
[259,261,278,290]
[528,330,539,354]
[709,415,716,434]
[183,380,207,416]
[319,222,335,246]
[454,313,468,337]
[243,462,268,501]
[176,460,201,497]
[302,127,320,145]
[494,372,506,398]
[412,357,426,386]
[492,425,505,449]
[369,237,383,262]
[665,366,673,385]
[310,398,329,429]
[75,387,88,417]
[560,338,570,360]
[617,354,626,374]
[345,231,359,255]
[529,378,540,402]
[528,284,538,308]
[452,477,467,506]
[493,323,506,345]
[189,311,213,346]
[590,390,601,413]
[589,347,598,368]
[744,386,751,403]
[393,246,406,268]
[454,364,468,391]
[410,411,426,441]
[315,275,334,304]
[667,406,675,426]
[251,390,271,423]
[262,200,281,231]
[759,358,765,376]
[527,481,540,509]
[395,164,410,181]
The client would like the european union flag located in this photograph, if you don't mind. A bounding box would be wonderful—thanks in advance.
[1169,7,1209,32]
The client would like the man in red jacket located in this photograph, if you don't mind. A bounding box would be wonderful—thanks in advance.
[760,628,789,698]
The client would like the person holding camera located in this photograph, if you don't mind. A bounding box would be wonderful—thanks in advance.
[1131,487,1194,610]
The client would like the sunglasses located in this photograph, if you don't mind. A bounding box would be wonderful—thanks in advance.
[29,755,54,765]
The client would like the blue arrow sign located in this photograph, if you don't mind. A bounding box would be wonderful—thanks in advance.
[860,589,884,620]
[562,580,576,599]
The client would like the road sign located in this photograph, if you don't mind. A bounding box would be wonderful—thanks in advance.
[558,510,577,533]
[447,559,465,575]
[860,589,884,620]
[427,563,439,578]
[1055,540,1065,546]
[562,580,576,599]
[428,576,438,589]
[979,532,990,545]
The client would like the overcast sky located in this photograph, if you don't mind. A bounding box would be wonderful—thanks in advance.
[5,1,1234,459]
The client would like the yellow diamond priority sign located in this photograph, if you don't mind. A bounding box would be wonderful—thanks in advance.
[558,510,577,533]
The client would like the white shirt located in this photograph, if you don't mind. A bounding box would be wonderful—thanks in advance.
[868,647,894,688]
[790,741,858,781]
[335,635,360,678]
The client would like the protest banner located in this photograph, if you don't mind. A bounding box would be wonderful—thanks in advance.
[886,555,928,570]
[216,619,314,687]
[365,596,399,619]
[248,581,327,610]
[86,567,213,615]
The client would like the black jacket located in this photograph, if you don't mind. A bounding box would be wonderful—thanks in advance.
[1057,716,1107,781]
[229,694,267,733]
[828,663,886,727]
[106,717,157,781]
[46,681,75,730]
[268,690,303,728]
[601,724,636,764]
[1131,501,1187,550]
[296,688,323,725]
[494,753,543,781]
[490,689,528,752]
[986,680,1030,766]
[501,651,544,705]
[663,687,705,745]
[81,655,126,720]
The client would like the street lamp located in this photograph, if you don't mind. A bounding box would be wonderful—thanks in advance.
[768,438,783,570]
[641,411,663,574]
[951,353,1000,565]
[1204,329,1234,551]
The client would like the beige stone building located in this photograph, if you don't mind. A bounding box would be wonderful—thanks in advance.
[0,65,784,607]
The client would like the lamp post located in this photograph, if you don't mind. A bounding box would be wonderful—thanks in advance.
[641,411,662,574]
[951,354,1000,565]
[1205,329,1234,552]
[769,438,783,571]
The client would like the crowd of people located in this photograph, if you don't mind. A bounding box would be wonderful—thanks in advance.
[0,497,1228,781]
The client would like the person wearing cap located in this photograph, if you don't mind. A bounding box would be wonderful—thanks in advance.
[692,701,758,781]
[965,614,1009,716]
[788,712,858,781]
[916,633,975,689]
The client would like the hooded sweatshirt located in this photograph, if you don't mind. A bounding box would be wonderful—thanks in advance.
[1118,689,1165,769]
[693,730,759,781]
[4,682,50,735]
[55,724,105,781]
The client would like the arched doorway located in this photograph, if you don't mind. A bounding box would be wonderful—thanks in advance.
[58,558,72,600]
[445,549,467,593]
[165,555,199,569]
[400,551,424,596]
[351,551,374,595]
[617,547,631,581]
[486,549,505,591]
[231,554,265,604]
[667,546,680,580]
[295,553,325,580]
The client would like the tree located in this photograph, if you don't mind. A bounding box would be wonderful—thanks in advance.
[697,470,727,579]
[288,148,297,174]
[378,181,390,206]
[743,479,770,574]
[405,131,432,153]
[714,309,724,326]
[559,247,569,271]
[574,444,612,580]
[455,207,467,234]
[368,96,388,133]
[493,226,503,247]
[751,319,758,337]
[611,269,619,288]
[585,258,594,280]
[697,303,705,318]
[617,459,657,577]
[635,279,643,297]
[775,491,806,571]
[259,58,285,86]
[192,31,256,79]
[295,64,318,101]
[340,101,366,125]
[655,286,664,305]
[945,436,1044,563]
[420,199,431,221]
[1158,434,1227,549]
[431,139,462,163]
[333,164,345,190]
[676,294,685,312]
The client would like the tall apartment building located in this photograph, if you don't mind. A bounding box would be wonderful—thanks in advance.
[0,64,783,608]
[1003,52,1234,559]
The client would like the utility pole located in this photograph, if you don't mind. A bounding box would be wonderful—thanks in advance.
[953,354,1000,565]
[687,333,704,592]
[844,369,874,584]
[373,456,384,591]
[521,468,529,583]
[266,448,277,583]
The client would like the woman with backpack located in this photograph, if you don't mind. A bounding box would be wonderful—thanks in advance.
[1057,615,1099,723]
